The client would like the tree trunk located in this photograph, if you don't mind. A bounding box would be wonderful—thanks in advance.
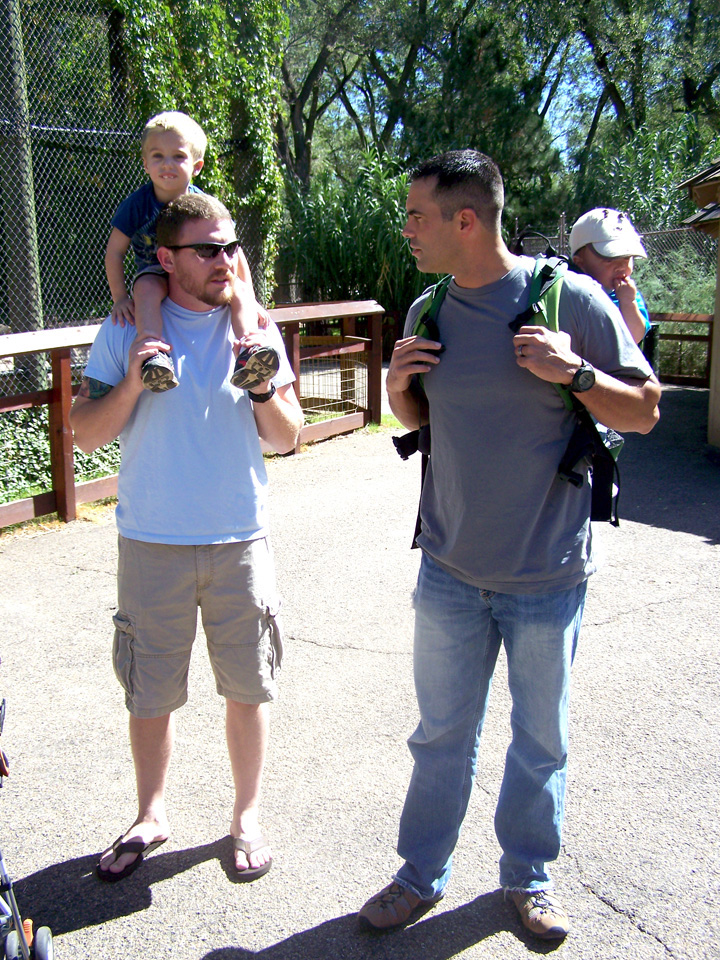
[0,0,45,390]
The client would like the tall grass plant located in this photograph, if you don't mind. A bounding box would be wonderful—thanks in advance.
[279,152,436,317]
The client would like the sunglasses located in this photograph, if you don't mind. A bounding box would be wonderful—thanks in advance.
[167,240,241,259]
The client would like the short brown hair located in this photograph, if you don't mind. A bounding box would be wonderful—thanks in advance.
[141,111,207,162]
[156,194,234,248]
[412,150,504,231]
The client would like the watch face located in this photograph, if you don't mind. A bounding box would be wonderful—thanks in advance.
[573,365,596,392]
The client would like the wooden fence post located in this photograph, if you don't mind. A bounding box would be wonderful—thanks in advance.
[367,313,382,424]
[48,347,76,521]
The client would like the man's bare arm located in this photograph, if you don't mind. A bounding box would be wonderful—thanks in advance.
[70,336,166,452]
[250,382,304,454]
[513,325,660,434]
[386,335,439,430]
[70,378,141,453]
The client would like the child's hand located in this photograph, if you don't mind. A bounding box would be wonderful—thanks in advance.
[613,275,637,308]
[111,297,136,327]
[257,304,271,330]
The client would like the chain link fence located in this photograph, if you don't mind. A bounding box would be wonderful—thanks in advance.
[0,0,265,399]
[512,215,717,284]
[512,215,717,380]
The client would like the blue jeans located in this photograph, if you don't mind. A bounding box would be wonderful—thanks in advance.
[395,552,587,900]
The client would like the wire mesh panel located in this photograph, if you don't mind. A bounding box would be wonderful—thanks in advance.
[512,219,717,380]
[298,337,369,421]
[1,0,138,397]
[513,219,717,277]
[0,0,266,400]
[641,226,717,271]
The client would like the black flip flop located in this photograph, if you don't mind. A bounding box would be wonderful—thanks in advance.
[96,835,167,883]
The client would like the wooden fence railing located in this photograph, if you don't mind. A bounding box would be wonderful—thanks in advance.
[0,300,384,529]
[650,312,714,387]
[1,303,708,530]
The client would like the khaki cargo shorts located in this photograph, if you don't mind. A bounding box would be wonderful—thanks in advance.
[113,535,283,718]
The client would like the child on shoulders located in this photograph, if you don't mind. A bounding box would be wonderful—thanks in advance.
[105,110,279,392]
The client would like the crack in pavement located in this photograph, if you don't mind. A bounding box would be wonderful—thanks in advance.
[293,634,411,656]
[580,880,680,957]
[586,592,685,628]
[564,845,681,957]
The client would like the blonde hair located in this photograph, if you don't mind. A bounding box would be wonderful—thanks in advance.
[141,111,207,162]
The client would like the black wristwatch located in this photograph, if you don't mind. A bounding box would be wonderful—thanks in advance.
[247,382,276,403]
[569,361,596,393]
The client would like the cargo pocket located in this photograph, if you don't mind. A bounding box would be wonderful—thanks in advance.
[112,611,136,698]
[265,602,284,678]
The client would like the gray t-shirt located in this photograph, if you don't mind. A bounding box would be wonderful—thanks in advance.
[404,257,652,594]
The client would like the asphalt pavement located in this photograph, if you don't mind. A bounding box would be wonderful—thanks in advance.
[0,384,718,960]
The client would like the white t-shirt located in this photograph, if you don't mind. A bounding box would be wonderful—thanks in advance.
[84,297,294,545]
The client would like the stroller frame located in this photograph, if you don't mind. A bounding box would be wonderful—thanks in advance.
[0,699,54,960]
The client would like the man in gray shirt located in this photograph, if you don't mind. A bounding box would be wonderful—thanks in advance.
[358,150,660,940]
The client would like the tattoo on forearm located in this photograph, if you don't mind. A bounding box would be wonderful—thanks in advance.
[78,376,113,399]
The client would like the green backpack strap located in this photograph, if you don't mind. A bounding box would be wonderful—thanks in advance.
[513,258,622,525]
[509,257,573,412]
[411,274,451,393]
[391,275,452,547]
[413,274,452,342]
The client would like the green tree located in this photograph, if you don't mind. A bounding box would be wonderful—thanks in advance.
[279,150,429,314]
[393,8,566,223]
[573,117,717,228]
[520,0,720,218]
[276,0,393,187]
[279,0,569,218]
[116,0,286,294]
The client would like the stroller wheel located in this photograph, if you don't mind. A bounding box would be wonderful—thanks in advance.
[4,931,19,960]
[33,928,53,960]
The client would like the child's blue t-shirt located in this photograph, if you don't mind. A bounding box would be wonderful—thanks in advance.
[608,287,651,336]
[111,182,204,272]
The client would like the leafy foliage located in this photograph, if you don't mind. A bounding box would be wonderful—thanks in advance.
[395,10,566,224]
[0,408,120,504]
[572,117,718,228]
[280,0,719,227]
[279,151,433,316]
[115,0,287,294]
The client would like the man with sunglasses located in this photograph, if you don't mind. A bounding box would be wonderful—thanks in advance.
[71,193,303,885]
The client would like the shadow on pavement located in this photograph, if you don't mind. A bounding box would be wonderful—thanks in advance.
[200,891,562,959]
[13,838,228,935]
[616,387,720,543]
[15,855,564,959]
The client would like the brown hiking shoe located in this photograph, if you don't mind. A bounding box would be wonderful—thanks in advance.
[509,889,569,940]
[358,882,443,931]
[231,343,280,391]
[141,352,178,392]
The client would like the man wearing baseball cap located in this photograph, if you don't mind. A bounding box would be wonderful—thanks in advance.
[570,208,650,345]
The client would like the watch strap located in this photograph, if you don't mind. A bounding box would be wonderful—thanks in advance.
[247,382,276,403]
[570,361,595,393]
